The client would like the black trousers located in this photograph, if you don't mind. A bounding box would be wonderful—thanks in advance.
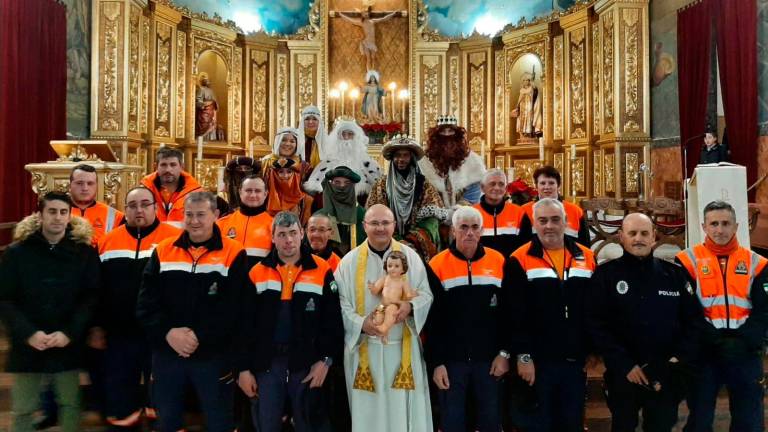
[605,371,682,432]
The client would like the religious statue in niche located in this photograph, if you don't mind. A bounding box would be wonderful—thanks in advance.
[511,68,543,138]
[195,72,224,141]
[361,70,385,122]
[332,5,406,70]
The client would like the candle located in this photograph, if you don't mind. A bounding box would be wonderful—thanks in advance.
[249,141,254,159]
[329,89,340,120]
[339,81,349,116]
[350,88,360,119]
[570,143,576,160]
[538,137,545,162]
[388,82,397,121]
[197,136,203,161]
[398,89,408,126]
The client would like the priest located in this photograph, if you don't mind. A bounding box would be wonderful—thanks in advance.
[334,204,434,432]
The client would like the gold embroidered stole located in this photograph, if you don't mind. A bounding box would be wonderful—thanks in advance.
[352,241,415,392]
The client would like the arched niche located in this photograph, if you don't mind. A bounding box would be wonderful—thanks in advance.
[508,53,544,145]
[195,50,230,142]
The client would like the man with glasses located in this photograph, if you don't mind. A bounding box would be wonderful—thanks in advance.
[335,204,434,432]
[94,186,180,430]
[428,206,510,432]
[306,214,341,271]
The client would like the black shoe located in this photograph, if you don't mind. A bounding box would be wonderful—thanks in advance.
[34,415,58,430]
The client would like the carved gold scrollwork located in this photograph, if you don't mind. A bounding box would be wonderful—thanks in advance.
[470,62,485,134]
[297,54,315,111]
[155,23,172,136]
[572,156,585,193]
[623,9,639,122]
[252,52,268,134]
[128,6,140,133]
[31,172,49,196]
[553,36,564,140]
[449,57,459,118]
[104,172,122,207]
[100,2,122,131]
[277,54,288,129]
[195,159,223,191]
[141,18,149,134]
[569,28,585,134]
[495,50,505,144]
[604,153,615,193]
[592,23,601,135]
[625,152,639,193]
[422,56,440,140]
[593,150,602,196]
[469,136,485,156]
[176,31,186,139]
[554,153,564,174]
[513,159,543,186]
[193,35,232,71]
[603,12,615,133]
[233,46,242,143]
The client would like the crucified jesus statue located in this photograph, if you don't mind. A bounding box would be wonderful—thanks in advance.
[331,6,406,70]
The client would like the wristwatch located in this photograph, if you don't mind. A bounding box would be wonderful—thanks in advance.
[322,356,333,367]
[498,350,511,359]
[517,353,532,364]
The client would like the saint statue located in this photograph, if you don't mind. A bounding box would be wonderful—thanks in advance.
[195,72,219,141]
[511,68,543,138]
[361,70,385,121]
[334,6,404,70]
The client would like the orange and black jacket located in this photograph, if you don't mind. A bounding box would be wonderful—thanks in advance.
[239,245,343,374]
[520,199,590,247]
[312,246,341,272]
[140,171,202,227]
[426,244,509,367]
[136,225,247,358]
[474,196,531,257]
[74,201,124,245]
[97,219,181,338]
[505,236,596,361]
[217,203,273,268]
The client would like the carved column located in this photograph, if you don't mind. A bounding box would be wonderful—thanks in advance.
[413,42,449,142]
[90,0,148,169]
[148,2,182,148]
[595,0,650,199]
[459,36,493,167]
[287,40,324,127]
[245,35,278,156]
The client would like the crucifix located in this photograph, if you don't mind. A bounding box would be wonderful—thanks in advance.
[330,4,407,70]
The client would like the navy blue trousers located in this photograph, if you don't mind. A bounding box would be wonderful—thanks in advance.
[526,359,587,432]
[438,360,501,432]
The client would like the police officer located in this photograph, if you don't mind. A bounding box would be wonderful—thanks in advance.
[136,191,248,432]
[676,201,768,432]
[505,197,596,432]
[473,169,530,257]
[589,213,702,432]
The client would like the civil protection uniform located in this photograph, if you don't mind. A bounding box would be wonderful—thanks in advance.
[427,243,508,432]
[97,219,180,429]
[140,171,202,228]
[676,240,768,432]
[217,203,273,268]
[505,236,596,432]
[589,251,702,432]
[136,225,247,432]
[313,246,341,272]
[520,200,590,247]
[74,201,124,245]
[241,245,343,432]
[473,196,531,257]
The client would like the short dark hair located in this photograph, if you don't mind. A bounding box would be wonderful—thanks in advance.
[239,174,265,190]
[533,165,561,186]
[703,200,736,221]
[38,191,73,211]
[124,185,155,204]
[69,164,96,181]
[272,211,301,234]
[156,147,184,164]
[383,250,409,273]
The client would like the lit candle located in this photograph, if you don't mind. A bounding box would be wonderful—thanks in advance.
[350,88,360,119]
[388,82,397,121]
[339,81,349,116]
[539,137,545,162]
[329,89,340,120]
[197,136,203,161]
[249,141,254,159]
[398,89,409,125]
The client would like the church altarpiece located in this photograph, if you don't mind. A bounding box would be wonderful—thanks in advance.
[71,0,651,209]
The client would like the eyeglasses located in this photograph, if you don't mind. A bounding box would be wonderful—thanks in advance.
[365,220,394,228]
[126,201,155,210]
[308,227,332,234]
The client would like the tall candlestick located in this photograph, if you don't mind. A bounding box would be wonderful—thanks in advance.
[197,136,203,161]
[538,137,545,162]
[401,99,405,125]
[249,141,254,159]
[388,82,397,121]
[339,81,349,116]
[350,88,360,120]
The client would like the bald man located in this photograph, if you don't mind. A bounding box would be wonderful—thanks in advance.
[588,213,704,432]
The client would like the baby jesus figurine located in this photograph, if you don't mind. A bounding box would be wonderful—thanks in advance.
[368,251,418,343]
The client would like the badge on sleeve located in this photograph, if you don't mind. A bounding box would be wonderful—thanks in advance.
[686,282,694,295]
[735,260,748,275]
[701,265,711,276]
[616,280,629,295]
[227,227,236,239]
[329,280,338,293]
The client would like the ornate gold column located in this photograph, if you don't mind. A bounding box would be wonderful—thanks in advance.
[286,0,325,127]
[594,0,650,199]
[90,0,149,171]
[459,36,493,167]
[244,34,278,156]
[148,2,182,148]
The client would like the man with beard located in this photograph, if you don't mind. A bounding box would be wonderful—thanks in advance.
[314,166,367,255]
[420,115,486,208]
[297,105,327,168]
[304,119,381,200]
[305,214,341,271]
[141,148,202,228]
[217,175,273,268]
[367,135,448,260]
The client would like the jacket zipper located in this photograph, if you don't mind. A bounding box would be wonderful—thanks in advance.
[135,228,142,259]
[493,207,498,236]
[722,257,730,328]
[467,258,473,361]
[186,248,212,273]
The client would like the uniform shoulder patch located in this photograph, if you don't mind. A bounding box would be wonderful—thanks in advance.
[329,280,339,293]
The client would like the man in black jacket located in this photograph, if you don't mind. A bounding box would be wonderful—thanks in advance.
[589,213,703,432]
[0,191,100,432]
[237,211,343,432]
[136,191,248,432]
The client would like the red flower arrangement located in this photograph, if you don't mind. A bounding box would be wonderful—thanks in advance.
[361,122,404,143]
[506,178,538,205]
